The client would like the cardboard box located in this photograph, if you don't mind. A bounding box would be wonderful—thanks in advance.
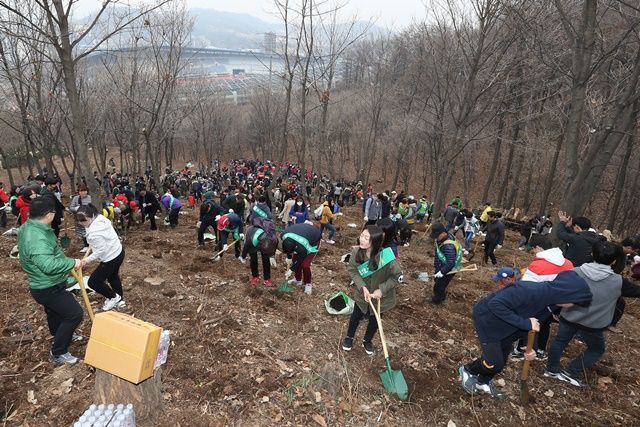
[84,312,161,384]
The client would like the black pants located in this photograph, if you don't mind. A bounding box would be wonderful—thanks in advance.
[168,207,181,228]
[198,217,217,245]
[484,241,497,265]
[30,283,83,356]
[432,274,454,303]
[250,251,271,279]
[52,219,61,238]
[88,249,125,299]
[611,297,625,327]
[517,314,554,351]
[217,230,241,258]
[0,209,6,228]
[346,303,379,343]
[466,332,520,384]
[141,208,158,230]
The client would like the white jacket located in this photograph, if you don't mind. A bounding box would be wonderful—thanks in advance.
[85,215,122,263]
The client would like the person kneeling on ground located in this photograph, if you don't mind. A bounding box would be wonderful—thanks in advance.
[18,197,85,364]
[282,222,322,295]
[77,204,126,311]
[342,225,403,355]
[458,271,592,399]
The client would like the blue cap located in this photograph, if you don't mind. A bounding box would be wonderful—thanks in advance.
[492,267,517,282]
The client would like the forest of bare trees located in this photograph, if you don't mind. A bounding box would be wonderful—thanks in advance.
[0,0,639,234]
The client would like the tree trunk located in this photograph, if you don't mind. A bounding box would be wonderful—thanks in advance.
[539,133,563,215]
[483,111,505,204]
[94,368,163,424]
[607,130,635,230]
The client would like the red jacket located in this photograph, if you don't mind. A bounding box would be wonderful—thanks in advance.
[15,195,30,224]
[0,188,8,204]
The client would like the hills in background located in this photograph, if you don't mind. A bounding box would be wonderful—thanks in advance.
[189,8,382,50]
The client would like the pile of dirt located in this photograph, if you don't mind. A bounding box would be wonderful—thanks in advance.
[1,206,639,426]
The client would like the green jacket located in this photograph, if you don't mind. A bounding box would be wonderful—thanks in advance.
[18,219,75,290]
[348,247,403,314]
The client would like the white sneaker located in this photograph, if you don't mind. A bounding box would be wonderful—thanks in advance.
[287,278,302,286]
[269,257,277,268]
[210,255,221,262]
[304,283,312,295]
[117,300,126,308]
[326,239,335,245]
[237,256,246,264]
[102,294,122,311]
[49,351,78,365]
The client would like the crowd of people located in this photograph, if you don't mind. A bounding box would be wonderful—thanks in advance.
[2,158,640,403]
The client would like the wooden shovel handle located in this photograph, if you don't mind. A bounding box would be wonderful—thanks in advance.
[212,239,240,259]
[521,330,536,380]
[368,297,390,359]
[71,248,94,322]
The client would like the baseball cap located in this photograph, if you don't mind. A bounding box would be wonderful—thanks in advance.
[492,267,517,282]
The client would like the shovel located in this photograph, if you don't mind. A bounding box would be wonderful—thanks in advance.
[519,330,536,404]
[368,298,408,400]
[70,248,94,322]
[276,280,295,293]
[415,223,432,245]
[446,263,478,275]
[211,239,240,260]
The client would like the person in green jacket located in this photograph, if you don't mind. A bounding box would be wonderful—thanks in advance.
[342,225,403,355]
[18,197,84,365]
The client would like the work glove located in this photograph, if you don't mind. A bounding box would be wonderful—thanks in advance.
[434,271,444,278]
[223,244,228,251]
[196,221,202,228]
[496,244,502,250]
[337,212,343,216]
[239,233,245,240]
[363,216,368,222]
[285,269,293,279]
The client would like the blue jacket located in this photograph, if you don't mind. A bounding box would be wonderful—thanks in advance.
[434,234,457,274]
[472,271,593,343]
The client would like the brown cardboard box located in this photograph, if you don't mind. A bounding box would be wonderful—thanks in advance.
[84,312,161,384]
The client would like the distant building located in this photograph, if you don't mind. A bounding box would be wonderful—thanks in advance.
[263,32,277,54]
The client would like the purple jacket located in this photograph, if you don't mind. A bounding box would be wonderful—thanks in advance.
[161,193,182,210]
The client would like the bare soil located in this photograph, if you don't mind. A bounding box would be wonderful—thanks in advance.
[1,206,639,426]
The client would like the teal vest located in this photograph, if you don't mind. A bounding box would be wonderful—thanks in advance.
[357,247,396,278]
[283,232,318,253]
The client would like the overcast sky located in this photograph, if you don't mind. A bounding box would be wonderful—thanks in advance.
[74,0,428,29]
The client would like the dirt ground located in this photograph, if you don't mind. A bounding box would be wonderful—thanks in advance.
[1,205,639,427]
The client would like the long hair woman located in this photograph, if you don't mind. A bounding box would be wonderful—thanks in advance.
[342,225,403,355]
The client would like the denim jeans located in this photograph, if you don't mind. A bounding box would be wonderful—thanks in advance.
[321,222,336,240]
[464,231,474,251]
[546,318,605,378]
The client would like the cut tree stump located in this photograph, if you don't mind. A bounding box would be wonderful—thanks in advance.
[94,368,163,423]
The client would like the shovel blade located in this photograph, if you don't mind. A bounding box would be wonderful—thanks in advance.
[277,282,295,293]
[380,359,408,400]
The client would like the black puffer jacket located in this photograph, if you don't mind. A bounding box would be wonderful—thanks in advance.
[555,223,605,267]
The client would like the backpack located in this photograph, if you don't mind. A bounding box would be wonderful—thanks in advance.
[252,216,277,242]
[313,204,324,220]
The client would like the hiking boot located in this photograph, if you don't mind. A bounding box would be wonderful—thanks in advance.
[325,239,335,245]
[49,351,78,365]
[263,279,273,287]
[288,278,302,286]
[363,341,375,355]
[102,294,122,311]
[557,370,584,387]
[536,350,548,361]
[510,348,525,361]
[250,276,259,286]
[304,283,313,295]
[342,337,353,351]
[472,381,505,399]
[458,366,478,395]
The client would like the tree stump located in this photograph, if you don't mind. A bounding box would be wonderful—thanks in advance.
[94,368,163,423]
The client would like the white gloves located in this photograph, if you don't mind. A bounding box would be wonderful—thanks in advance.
[337,212,343,216]
[363,216,368,222]
[496,244,502,250]
[285,269,293,279]
[223,244,228,251]
[239,233,245,240]
[196,221,202,228]
[238,256,246,264]
[434,271,444,278]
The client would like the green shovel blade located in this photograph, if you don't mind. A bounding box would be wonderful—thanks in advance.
[277,281,295,293]
[380,357,408,400]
